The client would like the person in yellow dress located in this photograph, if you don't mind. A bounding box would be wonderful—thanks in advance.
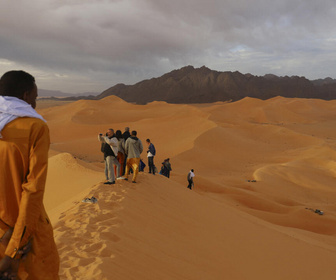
[0,71,59,279]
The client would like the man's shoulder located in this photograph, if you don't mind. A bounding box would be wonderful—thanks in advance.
[13,116,46,125]
[3,117,48,137]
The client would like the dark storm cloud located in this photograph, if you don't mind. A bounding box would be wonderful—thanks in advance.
[0,0,335,92]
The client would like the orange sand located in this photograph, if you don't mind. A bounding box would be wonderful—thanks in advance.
[38,96,336,279]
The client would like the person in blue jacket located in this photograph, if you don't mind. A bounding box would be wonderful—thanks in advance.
[146,139,156,175]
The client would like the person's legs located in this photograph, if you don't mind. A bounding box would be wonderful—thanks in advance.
[187,179,192,189]
[112,157,121,178]
[131,158,140,182]
[152,157,155,175]
[124,158,131,179]
[148,156,154,174]
[106,156,115,182]
[118,153,125,177]
[148,157,152,173]
[104,159,108,180]
[122,156,127,175]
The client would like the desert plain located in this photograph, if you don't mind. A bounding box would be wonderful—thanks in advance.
[37,95,336,280]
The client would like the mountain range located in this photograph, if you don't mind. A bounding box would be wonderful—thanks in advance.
[49,66,336,104]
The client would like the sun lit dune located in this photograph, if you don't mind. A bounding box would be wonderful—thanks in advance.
[38,96,336,280]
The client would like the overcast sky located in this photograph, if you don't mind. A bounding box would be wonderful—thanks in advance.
[0,0,335,93]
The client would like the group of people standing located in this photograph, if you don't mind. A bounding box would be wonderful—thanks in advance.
[99,127,144,184]
[98,127,195,190]
[99,128,161,184]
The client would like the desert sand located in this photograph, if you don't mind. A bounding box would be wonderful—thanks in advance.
[37,96,336,280]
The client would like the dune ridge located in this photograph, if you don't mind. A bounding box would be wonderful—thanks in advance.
[39,96,336,279]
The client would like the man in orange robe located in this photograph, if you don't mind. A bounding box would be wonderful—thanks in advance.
[0,71,59,279]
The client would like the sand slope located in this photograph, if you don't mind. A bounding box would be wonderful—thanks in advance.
[50,174,336,280]
[38,96,336,279]
[44,152,103,213]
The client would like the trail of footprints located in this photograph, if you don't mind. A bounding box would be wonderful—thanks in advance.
[53,182,127,279]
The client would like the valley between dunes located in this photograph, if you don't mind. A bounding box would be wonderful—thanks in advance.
[37,96,336,280]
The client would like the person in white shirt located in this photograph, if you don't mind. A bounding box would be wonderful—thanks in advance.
[187,169,195,190]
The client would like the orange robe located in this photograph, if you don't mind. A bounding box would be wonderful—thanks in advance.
[0,117,59,279]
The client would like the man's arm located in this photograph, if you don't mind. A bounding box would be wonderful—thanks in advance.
[104,136,118,147]
[139,140,143,154]
[5,122,49,258]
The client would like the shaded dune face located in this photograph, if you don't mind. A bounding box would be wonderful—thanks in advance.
[38,96,336,279]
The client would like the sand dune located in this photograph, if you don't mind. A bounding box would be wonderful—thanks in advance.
[44,152,103,214]
[38,96,336,279]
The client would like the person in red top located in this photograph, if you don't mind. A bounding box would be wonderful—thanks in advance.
[0,71,59,279]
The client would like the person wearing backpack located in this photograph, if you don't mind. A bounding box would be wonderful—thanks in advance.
[146,139,156,175]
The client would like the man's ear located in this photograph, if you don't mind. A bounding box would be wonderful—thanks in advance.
[22,91,29,103]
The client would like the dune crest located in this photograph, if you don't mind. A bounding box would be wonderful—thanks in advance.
[38,96,336,279]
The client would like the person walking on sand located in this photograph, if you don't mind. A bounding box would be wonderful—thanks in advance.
[122,130,143,183]
[98,128,121,185]
[146,139,156,175]
[187,169,195,190]
[0,70,59,279]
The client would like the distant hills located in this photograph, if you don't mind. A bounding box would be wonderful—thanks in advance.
[97,66,336,104]
[38,89,98,98]
[46,66,336,104]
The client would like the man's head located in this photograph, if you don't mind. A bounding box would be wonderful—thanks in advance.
[0,70,38,108]
[125,127,130,132]
[146,139,150,145]
[131,130,137,137]
[106,128,114,137]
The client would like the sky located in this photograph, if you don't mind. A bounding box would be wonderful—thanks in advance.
[0,0,336,94]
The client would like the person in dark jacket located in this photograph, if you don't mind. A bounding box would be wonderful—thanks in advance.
[164,158,172,178]
[159,162,168,177]
[122,127,131,141]
[115,130,125,177]
[98,129,121,184]
[122,127,131,174]
[146,139,156,175]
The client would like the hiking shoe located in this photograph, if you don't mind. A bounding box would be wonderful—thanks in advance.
[117,177,126,180]
[132,181,136,183]
[104,181,115,185]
